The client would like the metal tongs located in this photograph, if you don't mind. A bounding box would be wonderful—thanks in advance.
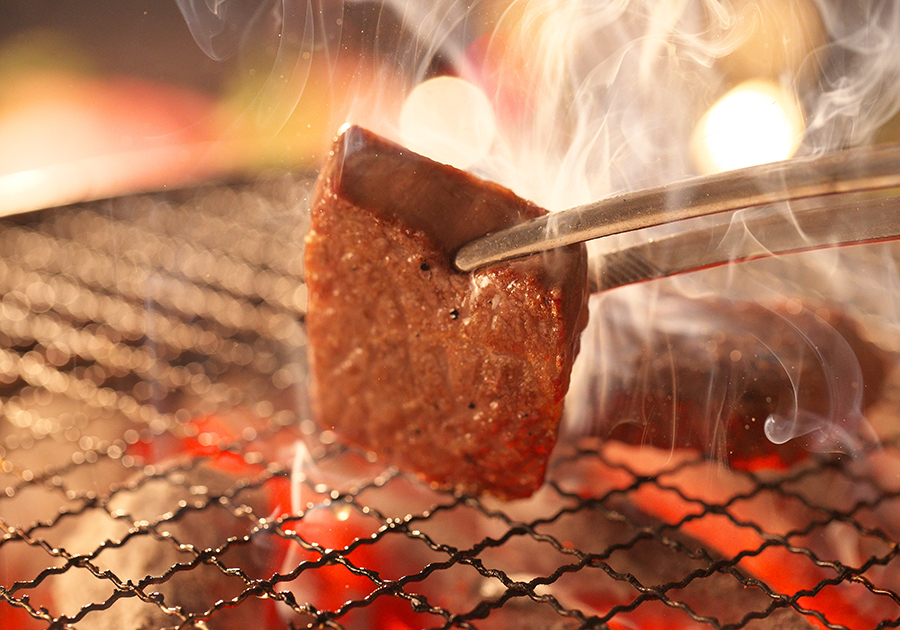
[455,143,900,291]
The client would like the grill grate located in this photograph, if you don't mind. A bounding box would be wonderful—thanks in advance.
[1,177,899,629]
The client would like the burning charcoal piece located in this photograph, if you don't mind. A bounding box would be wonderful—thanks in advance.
[304,125,589,499]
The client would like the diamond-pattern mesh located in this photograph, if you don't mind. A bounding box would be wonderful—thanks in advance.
[1,177,900,629]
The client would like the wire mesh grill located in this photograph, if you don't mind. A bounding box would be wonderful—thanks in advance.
[1,177,900,630]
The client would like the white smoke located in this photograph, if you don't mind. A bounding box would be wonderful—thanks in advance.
[805,0,900,149]
[174,0,900,186]
[176,0,900,459]
[464,0,900,455]
[472,0,747,208]
[174,0,474,136]
[176,0,361,140]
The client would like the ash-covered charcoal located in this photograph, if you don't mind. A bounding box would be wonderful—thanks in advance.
[51,463,276,629]
[575,291,891,469]
[304,126,589,499]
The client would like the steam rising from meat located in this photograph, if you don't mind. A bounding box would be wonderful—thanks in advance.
[760,313,868,454]
[461,0,900,461]
[174,0,900,184]
[176,0,331,132]
[475,0,745,206]
[806,0,900,147]
[175,0,269,61]
[174,0,475,139]
[480,0,900,203]
[174,0,341,67]
[564,288,885,463]
[175,0,900,464]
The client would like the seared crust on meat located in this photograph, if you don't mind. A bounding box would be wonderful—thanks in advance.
[305,126,588,498]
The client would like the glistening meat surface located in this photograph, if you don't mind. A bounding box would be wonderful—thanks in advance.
[304,126,589,499]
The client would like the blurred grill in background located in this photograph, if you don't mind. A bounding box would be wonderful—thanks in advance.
[3,1,900,629]
[3,179,900,629]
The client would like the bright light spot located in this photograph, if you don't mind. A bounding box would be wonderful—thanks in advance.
[335,505,351,522]
[399,76,496,170]
[693,80,804,174]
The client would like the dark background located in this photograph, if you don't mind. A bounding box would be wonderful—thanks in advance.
[0,1,230,91]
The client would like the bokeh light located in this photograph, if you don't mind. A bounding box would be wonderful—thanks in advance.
[693,80,805,174]
[399,75,496,170]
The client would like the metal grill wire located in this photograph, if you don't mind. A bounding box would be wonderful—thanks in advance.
[0,178,899,630]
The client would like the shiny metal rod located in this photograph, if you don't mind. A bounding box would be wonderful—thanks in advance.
[595,194,900,292]
[454,142,900,272]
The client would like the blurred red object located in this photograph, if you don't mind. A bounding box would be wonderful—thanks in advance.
[0,72,231,216]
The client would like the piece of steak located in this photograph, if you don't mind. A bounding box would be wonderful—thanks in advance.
[583,292,890,469]
[304,126,589,499]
